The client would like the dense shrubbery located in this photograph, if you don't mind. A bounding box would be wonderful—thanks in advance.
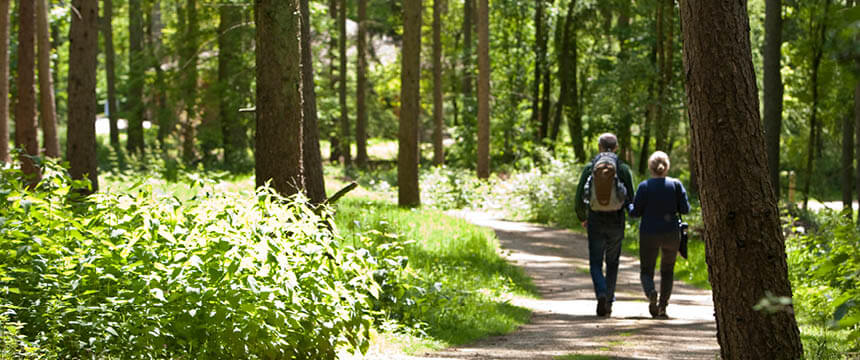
[786,210,860,353]
[0,162,380,359]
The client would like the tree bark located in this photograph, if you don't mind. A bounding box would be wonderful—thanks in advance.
[339,0,351,166]
[550,0,575,147]
[462,0,473,104]
[36,0,58,158]
[803,0,830,211]
[432,0,444,166]
[356,0,369,168]
[180,0,198,163]
[566,19,585,162]
[531,0,544,138]
[328,0,341,162]
[0,0,10,163]
[617,0,632,163]
[149,0,169,150]
[126,0,145,153]
[15,0,40,182]
[219,1,247,167]
[679,1,803,358]
[655,0,675,152]
[255,0,304,196]
[103,0,120,148]
[68,0,99,193]
[399,0,421,206]
[476,0,489,178]
[763,0,783,200]
[856,80,860,224]
[842,111,854,216]
[300,0,327,204]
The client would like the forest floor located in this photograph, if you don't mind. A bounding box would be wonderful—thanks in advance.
[403,211,720,360]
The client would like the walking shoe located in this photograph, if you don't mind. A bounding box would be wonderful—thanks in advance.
[648,292,659,318]
[605,301,613,317]
[596,295,608,317]
[656,304,668,319]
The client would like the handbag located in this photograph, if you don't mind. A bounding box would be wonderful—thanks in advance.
[675,180,689,259]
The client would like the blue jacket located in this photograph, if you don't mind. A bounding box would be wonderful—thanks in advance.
[630,177,691,234]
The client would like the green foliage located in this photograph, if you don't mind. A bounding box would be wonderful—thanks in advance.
[0,161,380,359]
[787,210,860,353]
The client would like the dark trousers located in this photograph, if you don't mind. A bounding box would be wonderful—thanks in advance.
[639,231,680,305]
[587,211,625,301]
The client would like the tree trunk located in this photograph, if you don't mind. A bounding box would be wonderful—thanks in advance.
[0,0,10,163]
[462,0,473,106]
[126,0,145,153]
[803,0,830,211]
[339,0,351,166]
[679,1,803,358]
[566,21,585,162]
[15,0,40,182]
[842,111,854,217]
[300,0,327,204]
[219,1,247,167]
[68,0,99,193]
[655,0,674,152]
[763,0,783,200]
[476,0,489,178]
[639,48,657,175]
[432,0,444,166]
[356,0,369,168]
[329,0,341,162]
[255,0,303,196]
[856,80,860,224]
[36,0,58,158]
[531,0,544,137]
[617,0,632,163]
[103,0,120,148]
[150,0,169,150]
[181,0,198,163]
[399,0,421,206]
[551,0,575,147]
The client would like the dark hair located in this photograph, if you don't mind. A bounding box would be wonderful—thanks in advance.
[598,133,618,152]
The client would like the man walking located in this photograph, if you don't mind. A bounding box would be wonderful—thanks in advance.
[574,133,635,317]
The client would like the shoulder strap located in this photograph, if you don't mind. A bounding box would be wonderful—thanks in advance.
[673,179,683,221]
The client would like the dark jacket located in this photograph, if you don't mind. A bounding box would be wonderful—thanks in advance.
[574,154,636,222]
[630,177,691,234]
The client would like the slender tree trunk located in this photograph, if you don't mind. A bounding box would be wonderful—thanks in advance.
[36,0,58,158]
[329,0,341,162]
[356,0,369,168]
[339,0,351,166]
[539,54,552,143]
[16,0,40,182]
[531,0,544,137]
[639,47,657,175]
[0,0,10,163]
[551,0,575,147]
[476,0,489,178]
[842,110,854,217]
[617,0,632,163]
[219,1,247,167]
[181,0,198,163]
[654,0,673,152]
[856,80,860,224]
[566,17,585,162]
[255,0,303,196]
[432,0,444,165]
[103,0,119,148]
[399,0,421,206]
[300,0,327,204]
[679,1,803,358]
[68,0,99,193]
[126,0,145,153]
[803,0,830,211]
[764,0,783,199]
[150,0,169,150]
[462,0,473,106]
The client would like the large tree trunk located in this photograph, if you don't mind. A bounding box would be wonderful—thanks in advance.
[0,0,10,163]
[803,0,830,211]
[530,0,544,138]
[300,0,327,204]
[126,0,145,153]
[399,0,421,207]
[219,1,247,167]
[36,0,59,158]
[15,0,40,182]
[255,0,304,196]
[339,0,351,166]
[103,0,120,148]
[679,1,803,358]
[67,0,99,193]
[356,0,369,168]
[432,0,444,166]
[181,0,198,163]
[763,0,783,200]
[476,0,489,178]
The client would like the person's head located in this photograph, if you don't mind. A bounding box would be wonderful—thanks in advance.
[648,151,670,178]
[598,133,618,153]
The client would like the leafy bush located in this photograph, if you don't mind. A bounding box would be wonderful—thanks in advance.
[420,166,490,210]
[0,162,380,359]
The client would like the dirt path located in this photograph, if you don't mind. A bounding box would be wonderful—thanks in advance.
[417,211,720,360]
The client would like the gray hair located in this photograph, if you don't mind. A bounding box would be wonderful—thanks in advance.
[648,151,671,177]
[598,133,618,152]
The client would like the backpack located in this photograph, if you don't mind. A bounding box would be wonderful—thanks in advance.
[583,152,627,212]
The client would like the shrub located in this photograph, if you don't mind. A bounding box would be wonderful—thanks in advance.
[0,162,379,359]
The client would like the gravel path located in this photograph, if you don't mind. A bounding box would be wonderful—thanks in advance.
[414,211,721,360]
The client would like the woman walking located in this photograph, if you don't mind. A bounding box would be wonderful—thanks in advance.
[630,151,690,318]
